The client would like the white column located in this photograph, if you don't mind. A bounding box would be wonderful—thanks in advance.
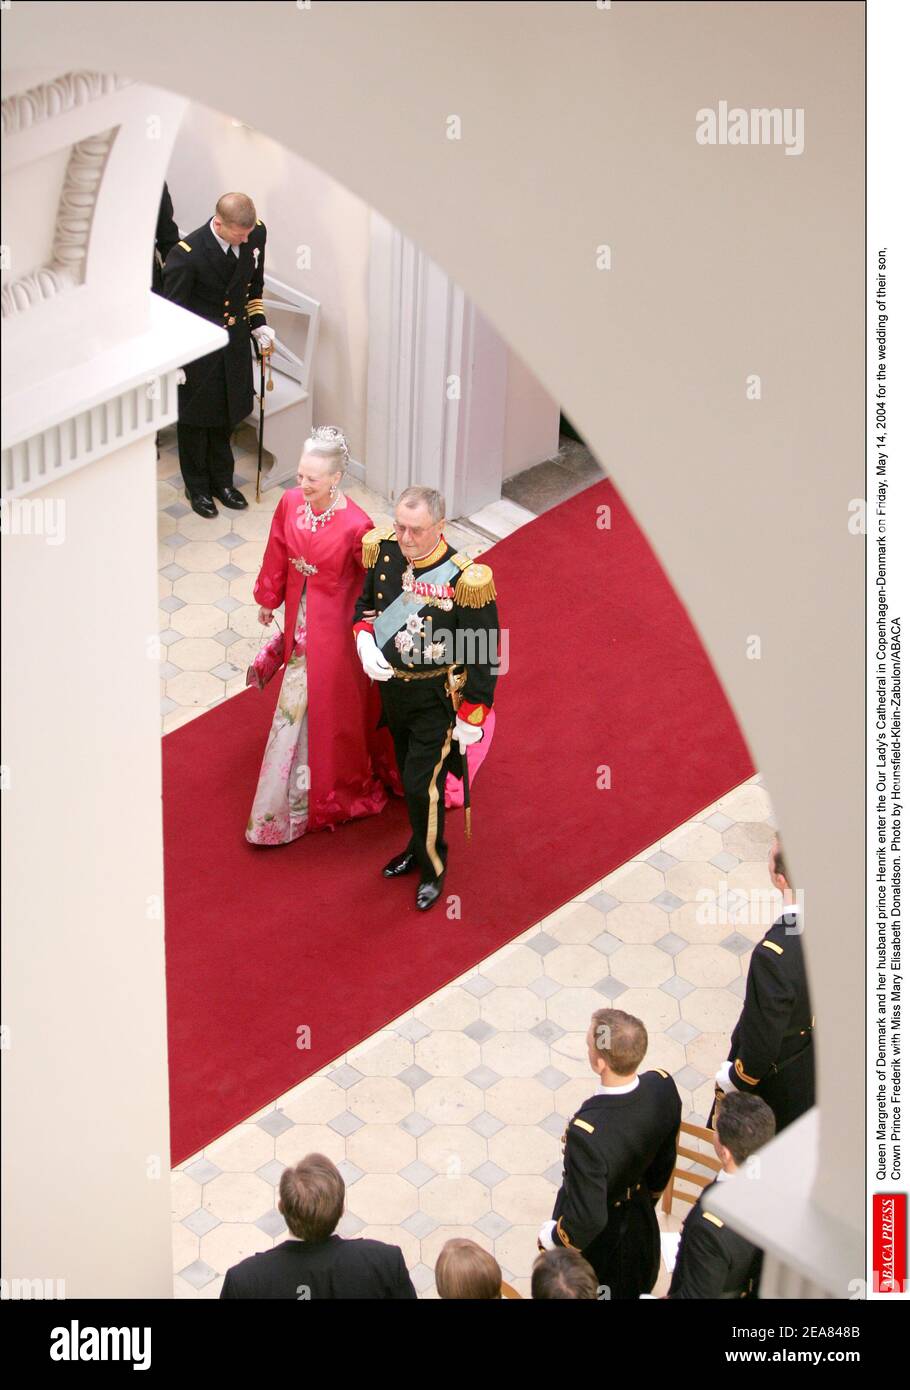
[366,211,507,518]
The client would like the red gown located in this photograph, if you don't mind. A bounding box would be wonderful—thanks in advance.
[246,489,393,840]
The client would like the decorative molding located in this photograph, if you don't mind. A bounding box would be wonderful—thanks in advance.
[1,70,130,136]
[1,369,184,499]
[1,126,117,318]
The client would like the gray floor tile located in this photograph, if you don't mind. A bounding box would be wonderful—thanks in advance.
[326,1064,363,1089]
[674,1065,708,1091]
[591,931,622,956]
[656,932,687,956]
[256,1159,288,1186]
[651,891,685,912]
[666,1020,700,1045]
[394,1016,432,1043]
[160,564,188,581]
[256,1110,295,1138]
[328,1111,364,1137]
[586,892,620,914]
[710,851,740,872]
[397,1064,433,1090]
[703,811,735,831]
[183,1158,222,1185]
[660,976,695,999]
[177,1259,218,1290]
[470,1160,509,1188]
[255,1208,288,1238]
[528,976,562,999]
[336,1160,365,1186]
[401,1211,438,1239]
[462,975,496,998]
[464,1019,498,1043]
[526,932,559,956]
[530,1019,566,1043]
[647,851,679,871]
[535,1066,570,1090]
[399,1160,436,1188]
[216,563,244,581]
[539,1112,568,1138]
[720,932,754,955]
[469,1111,505,1139]
[214,595,243,613]
[182,1207,221,1237]
[159,595,186,612]
[399,1112,434,1138]
[594,976,627,999]
[474,1210,513,1239]
[465,1065,500,1091]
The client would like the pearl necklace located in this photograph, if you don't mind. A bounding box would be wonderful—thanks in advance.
[299,493,341,532]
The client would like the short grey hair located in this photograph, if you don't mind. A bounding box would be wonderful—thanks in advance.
[396,485,445,523]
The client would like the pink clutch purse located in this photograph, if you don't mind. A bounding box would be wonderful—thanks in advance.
[246,626,285,690]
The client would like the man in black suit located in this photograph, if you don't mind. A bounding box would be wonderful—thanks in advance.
[537,1009,682,1299]
[667,1092,774,1298]
[710,837,815,1134]
[352,486,500,911]
[163,191,274,518]
[220,1153,416,1299]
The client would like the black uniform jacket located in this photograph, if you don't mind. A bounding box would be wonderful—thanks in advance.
[220,1235,417,1300]
[162,218,268,427]
[552,1070,682,1255]
[727,910,815,1128]
[667,1178,763,1298]
[352,528,500,718]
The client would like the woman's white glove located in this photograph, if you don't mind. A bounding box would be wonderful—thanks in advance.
[253,325,276,350]
[356,629,393,682]
[453,718,484,753]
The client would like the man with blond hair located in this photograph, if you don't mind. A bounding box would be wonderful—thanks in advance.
[538,1008,681,1299]
[163,191,275,517]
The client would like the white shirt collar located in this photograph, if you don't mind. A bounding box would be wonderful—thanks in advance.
[595,1075,640,1098]
[716,1168,733,1182]
[210,218,238,256]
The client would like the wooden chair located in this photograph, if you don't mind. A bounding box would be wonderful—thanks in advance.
[500,1280,522,1299]
[660,1120,722,1215]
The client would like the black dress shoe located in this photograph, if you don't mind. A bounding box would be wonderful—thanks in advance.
[383,848,417,878]
[185,489,217,518]
[416,874,446,912]
[214,485,249,510]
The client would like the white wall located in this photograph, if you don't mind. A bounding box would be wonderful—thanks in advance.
[1,437,173,1298]
[503,348,561,478]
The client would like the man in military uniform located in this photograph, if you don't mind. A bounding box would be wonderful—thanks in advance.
[710,837,815,1134]
[667,1092,774,1299]
[538,1008,682,1299]
[352,485,499,912]
[162,191,274,518]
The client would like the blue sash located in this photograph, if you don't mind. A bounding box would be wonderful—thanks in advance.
[372,557,460,651]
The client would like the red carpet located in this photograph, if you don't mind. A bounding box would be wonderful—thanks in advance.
[163,480,754,1164]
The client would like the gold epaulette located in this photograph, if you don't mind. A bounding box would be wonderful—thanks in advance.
[702,1211,724,1229]
[734,1058,761,1086]
[177,240,191,252]
[651,1068,669,1079]
[761,938,784,955]
[256,218,263,227]
[572,1116,595,1133]
[451,554,496,608]
[361,525,396,569]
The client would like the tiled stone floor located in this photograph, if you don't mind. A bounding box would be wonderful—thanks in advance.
[161,429,773,1299]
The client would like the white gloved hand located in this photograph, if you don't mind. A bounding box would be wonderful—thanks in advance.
[253,325,276,349]
[356,629,393,682]
[453,717,484,753]
[537,1219,557,1252]
[714,1062,735,1094]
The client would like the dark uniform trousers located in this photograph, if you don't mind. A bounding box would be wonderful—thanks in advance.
[380,678,458,881]
[162,218,268,497]
[550,1070,682,1300]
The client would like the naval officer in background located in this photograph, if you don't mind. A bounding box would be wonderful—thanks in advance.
[163,191,275,517]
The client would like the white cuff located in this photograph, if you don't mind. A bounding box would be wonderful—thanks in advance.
[715,1062,735,1094]
[537,1219,557,1250]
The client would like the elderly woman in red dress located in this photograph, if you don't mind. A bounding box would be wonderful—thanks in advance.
[246,426,391,843]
